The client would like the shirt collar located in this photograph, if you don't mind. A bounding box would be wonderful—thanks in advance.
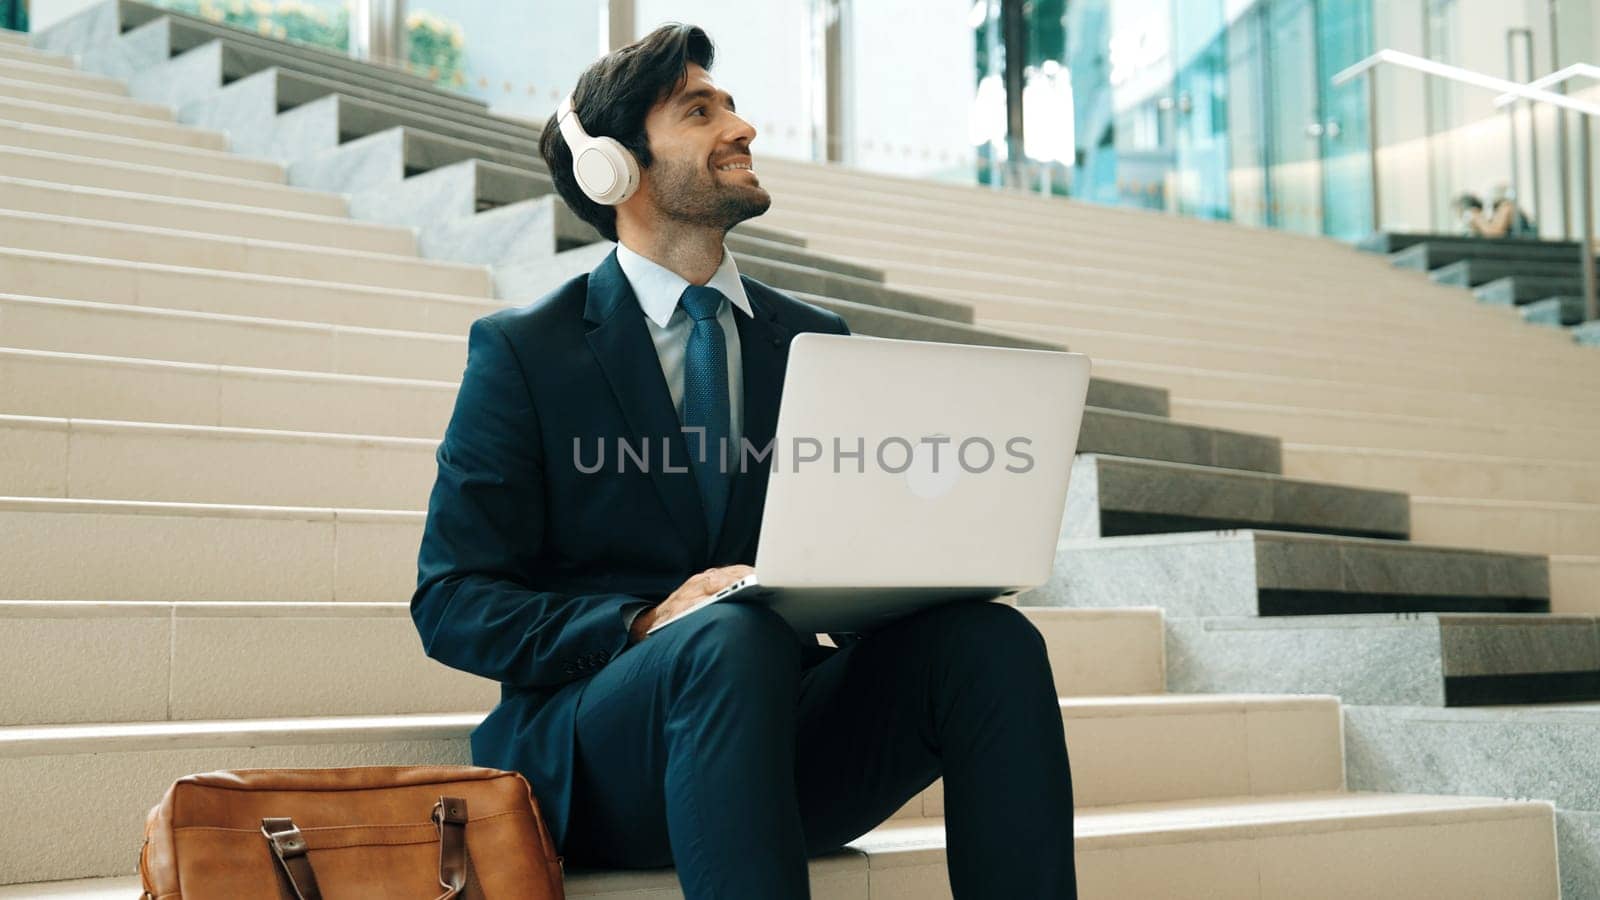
[615,240,753,328]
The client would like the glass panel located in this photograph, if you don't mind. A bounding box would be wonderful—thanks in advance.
[1108,0,1176,211]
[402,0,601,119]
[143,0,353,55]
[1171,0,1230,220]
[1064,0,1120,205]
[1226,6,1269,228]
[1316,0,1373,239]
[1265,0,1322,234]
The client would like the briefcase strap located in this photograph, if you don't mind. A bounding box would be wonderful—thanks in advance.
[261,796,470,900]
[261,817,321,900]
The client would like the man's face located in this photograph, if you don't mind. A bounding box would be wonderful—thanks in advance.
[638,63,770,230]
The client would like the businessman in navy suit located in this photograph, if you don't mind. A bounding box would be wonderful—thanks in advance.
[412,24,1076,899]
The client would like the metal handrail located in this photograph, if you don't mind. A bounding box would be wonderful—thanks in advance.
[1492,63,1600,106]
[1333,49,1599,323]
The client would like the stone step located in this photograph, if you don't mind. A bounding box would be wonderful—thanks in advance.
[1390,240,1586,271]
[0,693,1346,876]
[0,601,1164,720]
[0,495,420,603]
[756,168,1396,278]
[0,408,1271,514]
[0,243,1173,419]
[1552,556,1600,616]
[724,232,884,283]
[1094,356,1600,429]
[1519,295,1586,327]
[108,0,485,111]
[1366,230,1576,255]
[119,34,536,147]
[0,117,283,181]
[0,73,173,120]
[0,54,125,95]
[1283,443,1600,504]
[0,209,490,297]
[1172,397,1600,464]
[957,274,1587,366]
[758,204,1521,332]
[0,175,415,255]
[1412,495,1600,557]
[1344,702,1600,900]
[1000,318,1600,398]
[1166,612,1600,706]
[288,128,551,210]
[704,254,975,325]
[0,247,498,333]
[1024,529,1548,618]
[0,93,225,149]
[1474,274,1587,306]
[0,39,71,68]
[777,220,1545,344]
[177,67,537,168]
[0,28,28,47]
[0,784,1558,897]
[1061,455,1410,542]
[1573,319,1600,346]
[1431,258,1587,288]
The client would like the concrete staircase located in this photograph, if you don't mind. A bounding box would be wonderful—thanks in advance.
[1369,230,1600,340]
[1,5,1594,896]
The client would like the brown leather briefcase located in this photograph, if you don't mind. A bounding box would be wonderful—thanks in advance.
[138,765,565,900]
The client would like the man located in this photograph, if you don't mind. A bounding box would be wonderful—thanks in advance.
[412,23,1077,899]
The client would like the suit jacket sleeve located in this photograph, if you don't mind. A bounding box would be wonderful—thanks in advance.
[412,316,641,689]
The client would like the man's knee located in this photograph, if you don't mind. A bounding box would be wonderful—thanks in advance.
[669,602,801,681]
[920,601,1050,673]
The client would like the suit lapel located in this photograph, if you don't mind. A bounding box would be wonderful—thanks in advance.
[714,280,792,562]
[584,250,709,560]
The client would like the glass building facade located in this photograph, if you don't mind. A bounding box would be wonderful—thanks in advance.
[1037,0,1375,240]
[31,0,1600,242]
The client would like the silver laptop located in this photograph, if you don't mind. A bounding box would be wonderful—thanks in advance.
[649,332,1091,635]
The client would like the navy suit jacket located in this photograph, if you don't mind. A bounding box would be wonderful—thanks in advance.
[412,248,851,850]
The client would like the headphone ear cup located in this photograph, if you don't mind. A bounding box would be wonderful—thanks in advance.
[573,136,640,206]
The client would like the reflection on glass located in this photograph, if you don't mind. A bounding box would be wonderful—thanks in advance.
[144,0,351,54]
[401,1,600,119]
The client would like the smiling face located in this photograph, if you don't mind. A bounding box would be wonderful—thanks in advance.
[635,62,771,231]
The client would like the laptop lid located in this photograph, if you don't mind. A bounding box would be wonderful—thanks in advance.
[750,333,1090,590]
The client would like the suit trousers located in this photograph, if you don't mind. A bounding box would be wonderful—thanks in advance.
[558,599,1078,899]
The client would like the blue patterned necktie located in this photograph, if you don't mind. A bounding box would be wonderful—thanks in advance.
[679,284,731,545]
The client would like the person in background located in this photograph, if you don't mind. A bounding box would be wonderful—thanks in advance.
[1455,184,1536,238]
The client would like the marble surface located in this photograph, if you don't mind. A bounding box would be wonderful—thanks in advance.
[176,66,281,157]
[494,241,614,302]
[127,38,221,111]
[1061,454,1410,540]
[289,127,405,195]
[1076,408,1281,474]
[419,195,558,268]
[1345,705,1600,898]
[1029,529,1550,616]
[735,254,972,322]
[29,0,117,57]
[1084,378,1169,418]
[1167,614,1449,706]
[76,15,167,81]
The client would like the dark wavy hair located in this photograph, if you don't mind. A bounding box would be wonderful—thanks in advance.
[540,24,716,242]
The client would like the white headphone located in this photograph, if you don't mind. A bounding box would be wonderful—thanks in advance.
[557,94,640,206]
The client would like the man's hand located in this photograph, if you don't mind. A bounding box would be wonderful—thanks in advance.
[629,565,755,645]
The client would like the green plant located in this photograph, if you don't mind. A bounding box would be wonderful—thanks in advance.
[154,0,350,52]
[405,10,465,88]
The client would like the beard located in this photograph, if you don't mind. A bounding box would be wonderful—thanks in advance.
[645,153,772,231]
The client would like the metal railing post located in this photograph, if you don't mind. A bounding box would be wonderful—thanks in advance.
[1583,114,1598,323]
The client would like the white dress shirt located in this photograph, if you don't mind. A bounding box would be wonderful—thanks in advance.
[615,241,752,447]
